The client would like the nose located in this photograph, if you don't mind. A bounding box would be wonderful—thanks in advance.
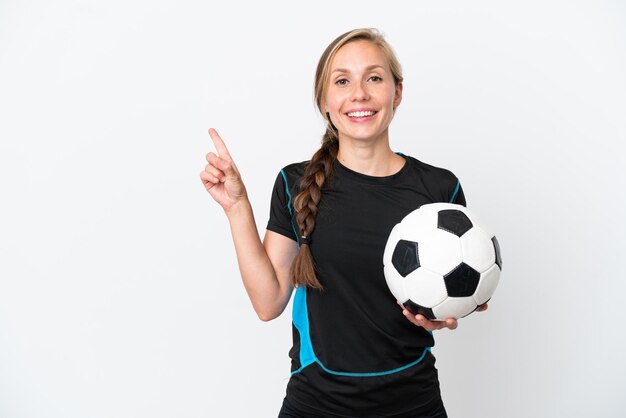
[351,81,370,101]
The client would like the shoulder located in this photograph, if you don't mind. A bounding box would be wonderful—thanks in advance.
[270,161,308,196]
[276,160,308,187]
[280,160,308,178]
[402,154,460,184]
[400,154,463,204]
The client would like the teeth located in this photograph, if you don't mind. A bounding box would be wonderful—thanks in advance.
[348,111,375,117]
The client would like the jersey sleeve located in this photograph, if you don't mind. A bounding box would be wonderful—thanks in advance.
[266,170,298,241]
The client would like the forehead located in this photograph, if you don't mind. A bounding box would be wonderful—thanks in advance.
[330,40,389,72]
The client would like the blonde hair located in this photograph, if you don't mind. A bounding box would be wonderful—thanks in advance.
[290,28,404,289]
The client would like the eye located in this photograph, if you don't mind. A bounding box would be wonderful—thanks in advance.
[368,75,383,82]
[335,78,349,86]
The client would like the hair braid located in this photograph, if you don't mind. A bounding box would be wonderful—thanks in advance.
[289,28,403,289]
[290,129,338,289]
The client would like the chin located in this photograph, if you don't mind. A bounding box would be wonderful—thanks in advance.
[345,129,386,141]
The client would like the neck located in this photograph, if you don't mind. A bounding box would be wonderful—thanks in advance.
[336,135,404,177]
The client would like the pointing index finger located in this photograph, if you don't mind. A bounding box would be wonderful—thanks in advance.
[208,128,232,160]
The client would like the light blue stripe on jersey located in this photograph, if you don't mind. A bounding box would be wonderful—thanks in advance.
[280,169,299,240]
[315,347,431,377]
[449,179,461,203]
[280,169,293,215]
[282,166,431,377]
[291,288,430,377]
[291,287,317,374]
[282,169,317,373]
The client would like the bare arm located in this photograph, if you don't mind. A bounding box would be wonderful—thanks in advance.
[200,129,295,321]
[226,200,296,320]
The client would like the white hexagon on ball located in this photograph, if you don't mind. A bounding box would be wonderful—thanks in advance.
[433,296,478,320]
[404,268,448,307]
[417,228,463,276]
[460,225,496,273]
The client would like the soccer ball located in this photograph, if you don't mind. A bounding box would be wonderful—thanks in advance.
[383,203,502,321]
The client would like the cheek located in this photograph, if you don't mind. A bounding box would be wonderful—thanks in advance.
[327,99,344,115]
[386,87,398,104]
[325,87,350,110]
[325,91,338,106]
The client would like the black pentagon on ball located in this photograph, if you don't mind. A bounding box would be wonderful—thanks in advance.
[404,299,436,320]
[492,236,502,269]
[438,209,473,237]
[392,239,420,277]
[444,262,480,297]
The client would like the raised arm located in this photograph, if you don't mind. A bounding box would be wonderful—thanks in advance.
[200,128,296,321]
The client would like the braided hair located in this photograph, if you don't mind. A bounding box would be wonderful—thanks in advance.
[289,28,403,289]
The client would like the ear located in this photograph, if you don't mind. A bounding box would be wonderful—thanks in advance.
[393,82,403,109]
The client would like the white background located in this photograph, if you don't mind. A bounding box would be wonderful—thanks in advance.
[1,0,625,417]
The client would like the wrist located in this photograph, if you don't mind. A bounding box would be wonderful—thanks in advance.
[224,196,251,219]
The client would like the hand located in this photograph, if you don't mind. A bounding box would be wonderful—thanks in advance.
[401,308,458,331]
[398,302,488,331]
[200,128,248,212]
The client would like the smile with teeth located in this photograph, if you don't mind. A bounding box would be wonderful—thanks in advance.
[347,110,377,118]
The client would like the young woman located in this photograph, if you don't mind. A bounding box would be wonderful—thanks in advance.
[201,28,486,418]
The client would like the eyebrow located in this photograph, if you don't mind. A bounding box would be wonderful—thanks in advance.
[331,64,385,74]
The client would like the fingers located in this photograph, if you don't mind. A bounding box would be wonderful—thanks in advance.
[401,308,458,331]
[200,150,229,188]
[200,160,224,184]
[208,128,232,160]
[205,151,239,182]
[476,303,489,312]
[207,128,240,178]
[199,170,219,189]
[444,317,458,330]
[205,152,227,176]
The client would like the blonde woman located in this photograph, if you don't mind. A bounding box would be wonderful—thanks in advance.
[201,28,485,418]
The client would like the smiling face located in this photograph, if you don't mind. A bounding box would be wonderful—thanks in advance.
[323,40,402,145]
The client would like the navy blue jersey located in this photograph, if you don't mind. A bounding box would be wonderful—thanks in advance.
[267,155,465,417]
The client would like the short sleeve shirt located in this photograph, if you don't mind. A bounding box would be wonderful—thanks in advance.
[267,155,466,417]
